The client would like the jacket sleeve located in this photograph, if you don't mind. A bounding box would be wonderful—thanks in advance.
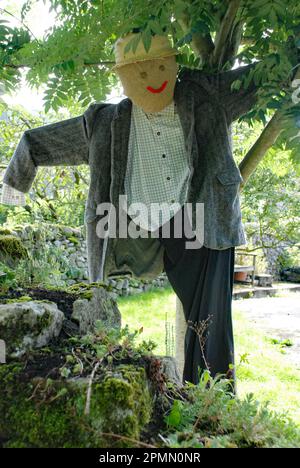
[2,104,101,196]
[182,63,259,122]
[216,63,259,122]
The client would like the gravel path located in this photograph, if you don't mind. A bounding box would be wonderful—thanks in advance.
[233,292,300,368]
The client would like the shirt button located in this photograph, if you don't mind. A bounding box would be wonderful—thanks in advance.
[166,176,170,180]
[171,199,175,203]
[157,131,161,136]
[162,154,166,158]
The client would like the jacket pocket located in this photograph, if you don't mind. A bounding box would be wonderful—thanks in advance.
[214,166,243,211]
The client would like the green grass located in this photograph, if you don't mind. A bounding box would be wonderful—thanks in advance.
[118,287,176,354]
[118,287,300,426]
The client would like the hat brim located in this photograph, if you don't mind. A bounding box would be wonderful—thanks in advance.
[112,50,179,70]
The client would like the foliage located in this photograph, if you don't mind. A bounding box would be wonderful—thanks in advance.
[276,244,300,270]
[0,260,16,287]
[13,242,68,288]
[233,120,300,250]
[0,101,89,226]
[0,1,299,206]
[0,1,299,118]
[60,322,157,379]
[163,370,300,448]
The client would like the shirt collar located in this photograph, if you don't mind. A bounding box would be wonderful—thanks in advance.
[134,101,176,121]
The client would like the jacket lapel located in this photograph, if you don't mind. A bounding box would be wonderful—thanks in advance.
[110,98,132,205]
[174,79,196,171]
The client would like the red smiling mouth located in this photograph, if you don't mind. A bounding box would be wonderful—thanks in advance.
[146,80,168,94]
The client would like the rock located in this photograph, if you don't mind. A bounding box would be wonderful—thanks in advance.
[72,287,121,334]
[0,362,152,448]
[83,270,89,280]
[0,301,64,357]
[108,279,117,287]
[109,292,119,300]
[0,235,28,268]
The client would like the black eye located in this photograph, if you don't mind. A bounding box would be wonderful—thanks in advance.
[159,65,165,71]
[140,71,147,79]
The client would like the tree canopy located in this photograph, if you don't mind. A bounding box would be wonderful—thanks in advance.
[0,0,300,182]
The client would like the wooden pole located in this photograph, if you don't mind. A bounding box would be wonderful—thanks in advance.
[175,297,187,382]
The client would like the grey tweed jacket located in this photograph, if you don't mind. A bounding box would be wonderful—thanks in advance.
[3,65,258,282]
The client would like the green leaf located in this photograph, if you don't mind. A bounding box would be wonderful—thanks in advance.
[142,30,152,53]
[231,79,242,91]
[165,400,182,428]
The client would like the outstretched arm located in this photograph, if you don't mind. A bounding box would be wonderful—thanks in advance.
[182,62,259,122]
[216,63,259,121]
[1,104,103,204]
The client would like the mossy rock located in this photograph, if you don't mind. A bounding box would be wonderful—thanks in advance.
[67,281,113,295]
[0,235,28,267]
[67,236,80,245]
[5,296,33,303]
[0,227,13,236]
[0,363,152,448]
[0,301,64,357]
[72,286,121,334]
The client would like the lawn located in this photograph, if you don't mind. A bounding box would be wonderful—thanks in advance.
[117,287,300,426]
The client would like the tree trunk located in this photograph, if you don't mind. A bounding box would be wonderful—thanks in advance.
[239,110,286,187]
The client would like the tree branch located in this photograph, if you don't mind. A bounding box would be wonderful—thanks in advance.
[177,9,214,64]
[2,61,115,70]
[239,67,300,187]
[211,0,241,69]
[221,20,243,69]
[239,110,286,187]
[0,7,39,42]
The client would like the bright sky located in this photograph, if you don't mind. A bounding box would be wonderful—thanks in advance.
[1,0,122,113]
[1,0,56,112]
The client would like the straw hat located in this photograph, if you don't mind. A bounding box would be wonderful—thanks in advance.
[113,33,178,69]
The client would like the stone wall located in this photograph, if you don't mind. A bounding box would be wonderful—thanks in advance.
[3,221,297,286]
[0,222,169,294]
[244,222,298,279]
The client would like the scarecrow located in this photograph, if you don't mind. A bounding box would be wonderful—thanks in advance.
[1,33,258,385]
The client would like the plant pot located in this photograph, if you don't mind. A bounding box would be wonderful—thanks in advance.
[234,271,248,282]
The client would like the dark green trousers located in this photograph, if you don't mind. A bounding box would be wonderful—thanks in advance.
[156,211,235,385]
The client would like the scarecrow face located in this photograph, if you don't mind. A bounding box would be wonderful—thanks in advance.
[116,55,178,113]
